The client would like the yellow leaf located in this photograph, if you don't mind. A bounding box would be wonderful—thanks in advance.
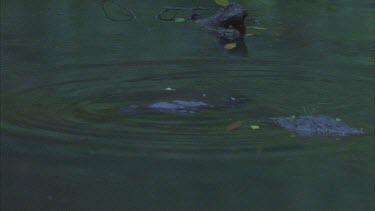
[174,17,186,23]
[224,42,237,50]
[215,0,229,7]
[246,26,267,30]
[250,125,260,130]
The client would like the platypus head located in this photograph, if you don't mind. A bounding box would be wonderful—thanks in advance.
[216,2,248,32]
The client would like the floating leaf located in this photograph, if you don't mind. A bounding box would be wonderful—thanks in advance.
[174,17,186,23]
[165,87,175,91]
[256,146,263,154]
[250,125,260,130]
[291,115,296,119]
[246,26,267,30]
[224,42,237,50]
[215,0,229,7]
[335,118,341,121]
[227,121,241,131]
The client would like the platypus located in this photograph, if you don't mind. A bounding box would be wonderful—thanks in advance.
[193,2,247,41]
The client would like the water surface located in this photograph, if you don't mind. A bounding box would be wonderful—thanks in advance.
[1,0,374,210]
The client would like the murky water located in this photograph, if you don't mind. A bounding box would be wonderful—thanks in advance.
[1,0,374,210]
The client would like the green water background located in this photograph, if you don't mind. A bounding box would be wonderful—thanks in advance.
[1,0,374,210]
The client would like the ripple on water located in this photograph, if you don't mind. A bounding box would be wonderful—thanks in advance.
[2,59,371,157]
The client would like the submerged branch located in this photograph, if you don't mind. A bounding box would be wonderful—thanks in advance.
[156,6,214,21]
[102,0,136,22]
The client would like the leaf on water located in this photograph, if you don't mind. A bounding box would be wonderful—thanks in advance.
[246,26,267,30]
[290,115,296,119]
[335,118,341,121]
[224,42,237,50]
[227,121,241,131]
[256,146,263,154]
[250,125,260,130]
[165,87,175,91]
[215,0,229,7]
[174,17,186,23]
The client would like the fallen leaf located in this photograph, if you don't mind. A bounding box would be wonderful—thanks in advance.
[246,26,267,30]
[215,0,229,7]
[256,146,263,154]
[250,125,260,130]
[174,17,186,23]
[227,121,241,131]
[224,42,237,50]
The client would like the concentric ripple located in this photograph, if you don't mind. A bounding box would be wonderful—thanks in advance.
[2,58,372,157]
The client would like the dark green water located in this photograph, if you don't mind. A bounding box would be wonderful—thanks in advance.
[1,0,374,210]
